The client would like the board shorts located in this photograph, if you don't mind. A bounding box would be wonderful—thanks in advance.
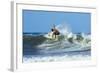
[53,31,60,35]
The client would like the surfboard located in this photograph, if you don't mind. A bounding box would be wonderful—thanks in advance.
[44,32,59,41]
[44,32,53,39]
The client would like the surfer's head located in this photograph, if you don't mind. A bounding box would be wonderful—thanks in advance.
[51,28,54,31]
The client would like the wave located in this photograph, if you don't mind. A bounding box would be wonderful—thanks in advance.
[23,48,91,62]
[23,34,90,52]
[23,24,91,54]
[23,24,91,62]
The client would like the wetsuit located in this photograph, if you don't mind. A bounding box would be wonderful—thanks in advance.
[51,28,60,39]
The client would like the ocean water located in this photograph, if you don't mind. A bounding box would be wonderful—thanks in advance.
[23,33,91,63]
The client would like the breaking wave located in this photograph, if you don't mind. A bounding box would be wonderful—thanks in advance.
[23,24,91,62]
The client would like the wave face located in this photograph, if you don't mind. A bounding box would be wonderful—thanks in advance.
[23,24,91,63]
[23,33,91,63]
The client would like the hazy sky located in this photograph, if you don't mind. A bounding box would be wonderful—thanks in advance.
[23,10,91,33]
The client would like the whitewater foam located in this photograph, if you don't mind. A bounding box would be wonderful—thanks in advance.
[23,54,91,63]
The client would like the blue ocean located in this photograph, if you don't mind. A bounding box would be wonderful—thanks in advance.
[23,32,91,63]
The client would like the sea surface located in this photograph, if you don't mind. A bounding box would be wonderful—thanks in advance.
[23,33,91,63]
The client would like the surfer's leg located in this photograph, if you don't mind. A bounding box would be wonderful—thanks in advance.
[55,35,56,38]
[56,35,59,40]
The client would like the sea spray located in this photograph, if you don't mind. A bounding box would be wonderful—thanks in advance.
[56,23,71,36]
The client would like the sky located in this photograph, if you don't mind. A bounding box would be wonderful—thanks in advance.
[23,10,91,33]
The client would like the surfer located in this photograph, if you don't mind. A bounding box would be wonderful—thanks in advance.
[51,25,60,40]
